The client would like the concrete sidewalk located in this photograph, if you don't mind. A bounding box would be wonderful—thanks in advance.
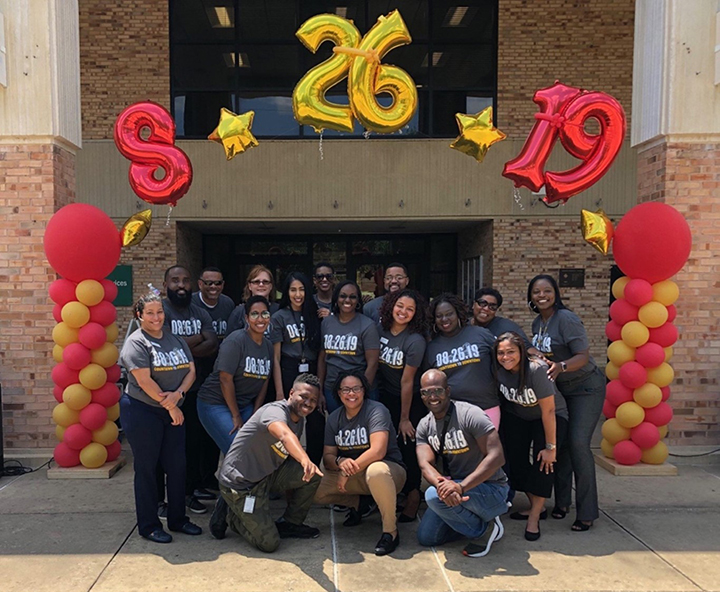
[1,456,719,592]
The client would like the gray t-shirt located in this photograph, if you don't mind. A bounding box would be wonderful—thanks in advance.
[497,362,569,421]
[191,292,235,339]
[483,316,532,350]
[269,308,318,361]
[162,299,214,338]
[321,313,380,389]
[377,326,426,396]
[324,399,403,465]
[531,308,596,387]
[198,329,273,407]
[362,296,384,323]
[424,325,499,409]
[219,400,303,490]
[227,302,280,335]
[313,294,332,311]
[119,329,193,408]
[416,401,506,483]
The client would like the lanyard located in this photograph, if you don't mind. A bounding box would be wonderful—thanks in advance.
[437,402,456,477]
[291,310,307,362]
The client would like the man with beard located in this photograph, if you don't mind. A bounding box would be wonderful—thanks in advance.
[210,373,324,552]
[162,265,219,515]
[362,263,410,323]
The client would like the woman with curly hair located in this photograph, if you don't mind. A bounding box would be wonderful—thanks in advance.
[424,293,500,428]
[377,289,428,522]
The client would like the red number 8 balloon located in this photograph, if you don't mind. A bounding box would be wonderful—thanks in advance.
[113,102,193,207]
[503,81,626,204]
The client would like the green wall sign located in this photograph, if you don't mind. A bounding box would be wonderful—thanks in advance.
[107,265,133,307]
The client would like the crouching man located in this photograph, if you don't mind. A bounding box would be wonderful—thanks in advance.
[415,369,509,557]
[211,373,324,552]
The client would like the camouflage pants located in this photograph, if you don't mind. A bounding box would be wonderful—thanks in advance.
[220,459,321,553]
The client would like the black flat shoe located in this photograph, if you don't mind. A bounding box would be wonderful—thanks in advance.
[374,532,400,556]
[571,519,593,532]
[209,497,228,540]
[343,508,362,527]
[397,512,417,523]
[170,521,202,536]
[524,526,541,542]
[510,509,547,521]
[551,506,568,519]
[143,528,172,544]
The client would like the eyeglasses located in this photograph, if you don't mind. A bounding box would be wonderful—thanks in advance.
[475,299,499,311]
[314,273,334,281]
[339,385,364,395]
[248,310,271,320]
[420,387,447,398]
[338,293,358,300]
[200,279,224,286]
[384,274,407,282]
[249,279,272,286]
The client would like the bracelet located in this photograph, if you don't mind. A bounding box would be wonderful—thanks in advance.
[459,483,465,495]
[336,456,343,467]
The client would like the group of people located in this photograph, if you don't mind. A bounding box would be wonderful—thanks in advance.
[118,261,605,557]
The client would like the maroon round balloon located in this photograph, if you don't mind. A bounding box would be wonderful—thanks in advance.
[106,440,122,462]
[63,423,93,451]
[605,320,623,342]
[618,361,647,389]
[54,442,81,468]
[79,322,108,350]
[606,379,633,407]
[613,440,642,465]
[630,422,660,450]
[644,401,673,426]
[635,343,665,369]
[49,279,77,305]
[613,203,692,283]
[63,343,92,371]
[52,363,80,389]
[624,279,653,307]
[44,204,121,282]
[79,403,108,431]
[105,365,122,384]
[648,323,678,348]
[89,301,117,326]
[101,279,119,302]
[53,385,64,404]
[602,399,616,419]
[92,382,121,407]
[609,299,638,326]
[661,386,671,402]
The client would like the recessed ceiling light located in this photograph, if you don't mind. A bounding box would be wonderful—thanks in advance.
[442,6,478,27]
[421,52,447,67]
[335,6,348,18]
[207,6,234,28]
[223,52,250,68]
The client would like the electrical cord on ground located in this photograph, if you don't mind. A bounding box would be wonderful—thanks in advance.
[669,448,720,458]
[1,459,51,477]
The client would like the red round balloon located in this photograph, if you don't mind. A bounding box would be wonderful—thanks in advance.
[630,422,661,450]
[91,382,121,407]
[613,440,642,465]
[101,279,119,302]
[605,320,623,342]
[618,361,647,389]
[624,279,653,307]
[62,343,92,371]
[635,343,665,369]
[606,379,634,406]
[78,322,108,350]
[648,323,678,348]
[79,402,108,431]
[63,423,93,450]
[609,299,638,326]
[644,402,673,426]
[613,202,692,283]
[105,365,122,384]
[602,399,617,419]
[661,386,671,402]
[52,363,80,389]
[53,384,64,404]
[54,442,81,467]
[89,301,117,326]
[43,204,121,282]
[666,305,677,323]
[52,303,63,323]
[49,279,78,305]
[106,439,122,462]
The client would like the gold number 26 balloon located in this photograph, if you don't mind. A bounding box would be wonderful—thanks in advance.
[293,10,418,135]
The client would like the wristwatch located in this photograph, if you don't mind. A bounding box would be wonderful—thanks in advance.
[546,443,556,451]
[560,361,568,373]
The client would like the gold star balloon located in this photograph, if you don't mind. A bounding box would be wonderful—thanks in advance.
[450,107,506,163]
[120,209,152,247]
[208,108,259,160]
[581,208,614,255]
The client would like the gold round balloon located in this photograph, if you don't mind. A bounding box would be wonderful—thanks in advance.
[121,209,152,247]
[581,208,614,255]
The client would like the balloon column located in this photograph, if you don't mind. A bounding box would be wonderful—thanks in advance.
[44,204,124,468]
[601,202,692,466]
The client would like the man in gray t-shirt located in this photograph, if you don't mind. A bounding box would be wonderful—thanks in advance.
[213,374,324,552]
[362,263,410,322]
[415,370,509,557]
[191,267,236,340]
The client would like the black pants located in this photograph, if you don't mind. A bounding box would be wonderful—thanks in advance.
[379,389,425,495]
[501,411,568,499]
[279,356,324,466]
[183,389,221,494]
[120,394,188,536]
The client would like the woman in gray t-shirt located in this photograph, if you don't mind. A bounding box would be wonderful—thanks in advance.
[493,331,568,542]
[527,274,605,532]
[119,293,199,544]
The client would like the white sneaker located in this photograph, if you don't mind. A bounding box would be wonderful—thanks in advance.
[462,516,503,558]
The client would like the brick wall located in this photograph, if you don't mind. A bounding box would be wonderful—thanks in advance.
[0,143,76,449]
[498,0,635,138]
[636,142,720,446]
[79,0,169,139]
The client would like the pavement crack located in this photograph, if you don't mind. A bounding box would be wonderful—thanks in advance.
[85,523,137,592]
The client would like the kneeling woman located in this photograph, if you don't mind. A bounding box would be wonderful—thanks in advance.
[197,296,273,453]
[119,293,201,543]
[493,332,568,542]
[314,371,406,556]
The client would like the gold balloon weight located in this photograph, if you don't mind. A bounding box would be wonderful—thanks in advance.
[581,208,614,255]
[121,209,152,247]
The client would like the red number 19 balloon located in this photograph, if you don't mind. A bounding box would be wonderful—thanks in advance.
[503,81,626,204]
[113,102,193,207]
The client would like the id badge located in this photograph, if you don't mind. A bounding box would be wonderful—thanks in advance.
[298,363,310,373]
[243,495,256,514]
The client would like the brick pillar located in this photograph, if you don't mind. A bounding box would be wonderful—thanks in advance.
[0,143,77,449]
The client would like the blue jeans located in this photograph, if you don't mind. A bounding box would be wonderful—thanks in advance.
[197,398,254,454]
[324,387,379,414]
[417,480,509,547]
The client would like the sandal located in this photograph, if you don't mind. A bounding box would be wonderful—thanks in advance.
[571,519,593,532]
[551,506,568,520]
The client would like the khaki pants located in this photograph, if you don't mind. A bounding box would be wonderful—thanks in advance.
[314,460,406,533]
